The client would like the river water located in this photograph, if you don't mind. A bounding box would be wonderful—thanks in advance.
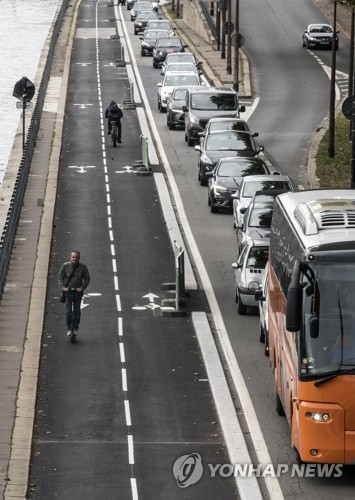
[0,0,59,184]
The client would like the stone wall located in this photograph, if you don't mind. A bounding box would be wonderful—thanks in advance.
[182,0,215,45]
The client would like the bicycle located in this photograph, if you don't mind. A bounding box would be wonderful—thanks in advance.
[111,120,118,147]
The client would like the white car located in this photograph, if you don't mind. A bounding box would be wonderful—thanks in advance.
[232,174,293,228]
[161,61,202,77]
[157,71,202,112]
[161,52,198,73]
[255,261,270,356]
[232,239,269,315]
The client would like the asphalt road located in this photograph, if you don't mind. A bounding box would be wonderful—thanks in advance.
[27,0,355,499]
[27,2,238,499]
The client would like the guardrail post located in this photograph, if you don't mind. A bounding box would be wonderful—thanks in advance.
[140,135,150,171]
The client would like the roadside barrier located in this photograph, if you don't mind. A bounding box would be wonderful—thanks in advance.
[141,135,150,171]
[174,242,185,311]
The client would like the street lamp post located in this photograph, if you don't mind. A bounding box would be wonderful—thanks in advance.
[328,1,337,158]
[233,0,240,92]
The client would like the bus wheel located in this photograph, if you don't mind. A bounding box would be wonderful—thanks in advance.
[275,391,285,416]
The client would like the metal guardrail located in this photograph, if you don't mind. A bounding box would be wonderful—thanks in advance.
[0,0,70,302]
[199,0,217,39]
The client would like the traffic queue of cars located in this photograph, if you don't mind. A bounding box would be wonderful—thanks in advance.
[128,0,293,342]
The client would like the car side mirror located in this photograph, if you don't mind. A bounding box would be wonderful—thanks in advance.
[258,145,264,153]
[231,193,239,199]
[206,171,213,177]
[239,105,246,113]
[157,83,162,87]
[240,207,246,214]
[194,145,201,152]
[182,105,188,112]
[139,37,143,40]
[183,45,188,49]
[252,132,259,137]
[232,262,241,270]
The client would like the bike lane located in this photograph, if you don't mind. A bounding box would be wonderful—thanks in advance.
[27,1,239,498]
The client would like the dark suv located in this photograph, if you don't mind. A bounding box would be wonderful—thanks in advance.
[182,87,245,146]
[152,37,186,68]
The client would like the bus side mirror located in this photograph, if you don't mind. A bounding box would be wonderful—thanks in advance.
[286,260,302,332]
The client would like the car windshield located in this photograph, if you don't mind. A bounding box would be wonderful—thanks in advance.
[173,89,188,100]
[166,63,197,73]
[310,25,332,33]
[164,74,199,86]
[137,11,157,18]
[247,247,269,269]
[166,54,195,64]
[191,93,237,111]
[242,180,290,197]
[206,133,253,151]
[144,30,168,39]
[209,121,248,132]
[134,2,152,9]
[249,207,273,228]
[158,38,182,48]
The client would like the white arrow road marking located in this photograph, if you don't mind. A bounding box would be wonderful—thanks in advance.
[132,306,147,311]
[143,293,160,303]
[68,165,96,174]
[73,103,94,109]
[81,292,102,310]
[115,166,136,174]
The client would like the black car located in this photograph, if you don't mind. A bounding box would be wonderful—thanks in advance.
[195,130,264,186]
[206,157,271,213]
[140,29,171,55]
[133,10,158,35]
[302,24,339,50]
[152,37,186,68]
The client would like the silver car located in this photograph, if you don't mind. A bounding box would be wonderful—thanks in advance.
[255,262,270,356]
[232,239,269,315]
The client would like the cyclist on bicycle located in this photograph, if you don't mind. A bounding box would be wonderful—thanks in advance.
[105,100,123,142]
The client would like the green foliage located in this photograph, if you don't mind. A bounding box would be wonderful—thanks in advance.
[316,112,352,188]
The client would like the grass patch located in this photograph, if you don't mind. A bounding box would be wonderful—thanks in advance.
[316,111,352,187]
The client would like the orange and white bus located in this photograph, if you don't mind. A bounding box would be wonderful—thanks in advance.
[268,189,355,464]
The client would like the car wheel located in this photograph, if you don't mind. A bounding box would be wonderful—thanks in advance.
[158,99,161,110]
[185,132,188,142]
[168,118,175,130]
[302,37,306,48]
[187,133,194,147]
[160,105,165,114]
[153,61,158,68]
[200,174,207,187]
[210,204,218,213]
[236,289,247,315]
[141,50,145,56]
[207,194,211,206]
[264,333,269,357]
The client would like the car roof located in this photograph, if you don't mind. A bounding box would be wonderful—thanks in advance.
[208,117,246,123]
[188,86,236,94]
[241,174,290,183]
[253,189,289,199]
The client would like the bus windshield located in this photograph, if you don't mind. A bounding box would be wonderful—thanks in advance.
[300,262,355,376]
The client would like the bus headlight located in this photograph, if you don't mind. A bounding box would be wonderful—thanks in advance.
[305,411,331,422]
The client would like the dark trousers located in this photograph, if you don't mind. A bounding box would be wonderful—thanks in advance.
[65,290,83,331]
[108,119,121,140]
